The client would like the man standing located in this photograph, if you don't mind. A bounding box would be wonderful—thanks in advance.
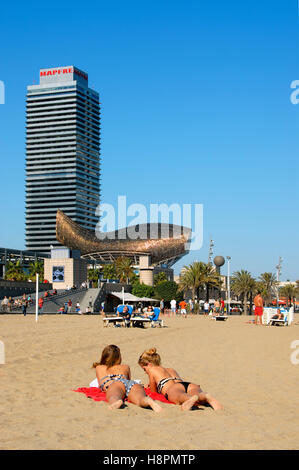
[179,299,187,318]
[254,291,264,325]
[38,297,44,315]
[22,294,28,317]
[214,298,220,315]
[160,299,164,315]
[1,296,8,312]
[170,298,176,317]
[203,301,210,316]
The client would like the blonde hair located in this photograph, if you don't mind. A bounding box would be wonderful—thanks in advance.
[92,344,122,369]
[138,347,161,367]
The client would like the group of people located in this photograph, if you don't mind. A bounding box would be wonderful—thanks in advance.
[1,293,35,314]
[114,305,157,328]
[93,344,223,412]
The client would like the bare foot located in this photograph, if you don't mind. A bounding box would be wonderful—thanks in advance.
[108,399,123,410]
[181,395,198,411]
[205,394,223,410]
[145,397,163,413]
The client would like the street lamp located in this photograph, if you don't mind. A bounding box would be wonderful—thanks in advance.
[226,256,231,315]
[208,239,214,265]
[276,257,283,312]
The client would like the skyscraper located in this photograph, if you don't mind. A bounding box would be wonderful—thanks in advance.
[25,66,100,254]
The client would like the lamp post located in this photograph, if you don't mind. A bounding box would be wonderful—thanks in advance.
[226,256,231,315]
[208,239,214,265]
[276,257,283,312]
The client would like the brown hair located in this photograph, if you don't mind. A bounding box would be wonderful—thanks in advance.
[138,347,161,367]
[92,344,122,369]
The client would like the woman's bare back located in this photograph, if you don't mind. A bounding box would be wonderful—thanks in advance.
[95,364,131,387]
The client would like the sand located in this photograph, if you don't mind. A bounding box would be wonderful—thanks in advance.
[0,314,298,450]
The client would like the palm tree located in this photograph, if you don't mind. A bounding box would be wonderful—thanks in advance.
[102,263,117,280]
[4,261,27,281]
[179,261,221,301]
[28,260,44,282]
[115,257,134,284]
[231,270,256,315]
[258,272,278,306]
[279,284,297,307]
[203,263,222,302]
[88,267,100,287]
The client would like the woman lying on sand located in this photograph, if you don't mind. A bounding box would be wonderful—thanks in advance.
[138,347,223,411]
[92,344,162,412]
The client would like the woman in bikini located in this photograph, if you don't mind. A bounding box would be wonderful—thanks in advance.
[138,348,222,411]
[93,344,162,412]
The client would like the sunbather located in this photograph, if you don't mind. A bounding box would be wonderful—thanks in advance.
[138,347,223,411]
[92,344,162,412]
[271,309,285,320]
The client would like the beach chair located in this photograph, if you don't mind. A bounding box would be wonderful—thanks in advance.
[262,307,276,325]
[117,304,133,327]
[269,307,294,327]
[149,308,164,328]
[102,305,133,327]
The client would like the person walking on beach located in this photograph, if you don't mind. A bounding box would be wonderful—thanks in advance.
[92,344,162,412]
[254,291,264,325]
[21,294,28,316]
[38,297,44,315]
[138,348,222,411]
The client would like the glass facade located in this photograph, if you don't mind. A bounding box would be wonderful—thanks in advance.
[25,66,101,254]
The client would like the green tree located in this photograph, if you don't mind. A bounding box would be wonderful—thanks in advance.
[279,284,297,307]
[155,280,182,302]
[154,272,167,286]
[179,261,221,301]
[4,261,27,281]
[88,267,100,287]
[132,282,155,298]
[231,270,256,315]
[102,264,117,280]
[258,272,278,306]
[28,260,44,282]
[115,257,134,284]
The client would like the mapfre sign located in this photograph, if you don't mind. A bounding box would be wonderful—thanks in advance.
[40,67,88,81]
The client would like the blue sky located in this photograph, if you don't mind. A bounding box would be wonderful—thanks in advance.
[0,0,298,280]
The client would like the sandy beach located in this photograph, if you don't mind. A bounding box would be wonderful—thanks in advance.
[0,314,298,450]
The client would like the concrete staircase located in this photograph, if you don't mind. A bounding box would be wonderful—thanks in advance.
[79,288,102,313]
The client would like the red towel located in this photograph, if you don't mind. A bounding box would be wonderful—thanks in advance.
[72,386,173,404]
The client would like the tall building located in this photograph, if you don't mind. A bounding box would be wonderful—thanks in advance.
[25,66,100,254]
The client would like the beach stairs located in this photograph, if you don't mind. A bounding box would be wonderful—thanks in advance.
[78,288,102,313]
[25,288,89,314]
